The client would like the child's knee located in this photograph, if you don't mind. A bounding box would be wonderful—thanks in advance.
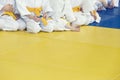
[42,24,54,32]
[27,22,41,33]
[10,22,19,31]
[47,27,54,32]
[42,26,54,32]
[17,19,26,31]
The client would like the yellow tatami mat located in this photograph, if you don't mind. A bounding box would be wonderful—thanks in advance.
[0,26,120,80]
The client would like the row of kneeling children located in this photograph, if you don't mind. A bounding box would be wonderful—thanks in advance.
[93,0,119,11]
[0,0,102,33]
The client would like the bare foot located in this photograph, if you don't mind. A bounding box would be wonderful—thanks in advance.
[71,26,80,32]
[65,23,80,32]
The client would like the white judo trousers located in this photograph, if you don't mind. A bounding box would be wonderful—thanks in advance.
[16,0,55,33]
[0,0,26,31]
[114,0,119,7]
[49,0,76,31]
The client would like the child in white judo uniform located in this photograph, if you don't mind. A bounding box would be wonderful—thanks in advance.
[105,0,119,8]
[49,0,80,31]
[114,0,119,7]
[70,0,94,26]
[93,0,107,11]
[94,0,119,10]
[70,0,101,25]
[16,0,55,33]
[0,0,26,31]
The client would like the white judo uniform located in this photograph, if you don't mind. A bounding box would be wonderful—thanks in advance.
[0,0,26,31]
[106,0,119,7]
[114,0,119,7]
[70,0,95,25]
[94,0,119,9]
[71,0,101,24]
[93,0,106,10]
[49,0,76,31]
[16,0,55,33]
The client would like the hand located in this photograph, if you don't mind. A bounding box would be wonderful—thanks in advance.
[33,16,41,22]
[43,12,47,19]
[27,15,41,22]
[90,11,97,20]
[1,4,13,12]
[15,14,20,20]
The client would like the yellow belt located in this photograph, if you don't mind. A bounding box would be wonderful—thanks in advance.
[27,7,48,26]
[3,12,17,20]
[72,6,81,12]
